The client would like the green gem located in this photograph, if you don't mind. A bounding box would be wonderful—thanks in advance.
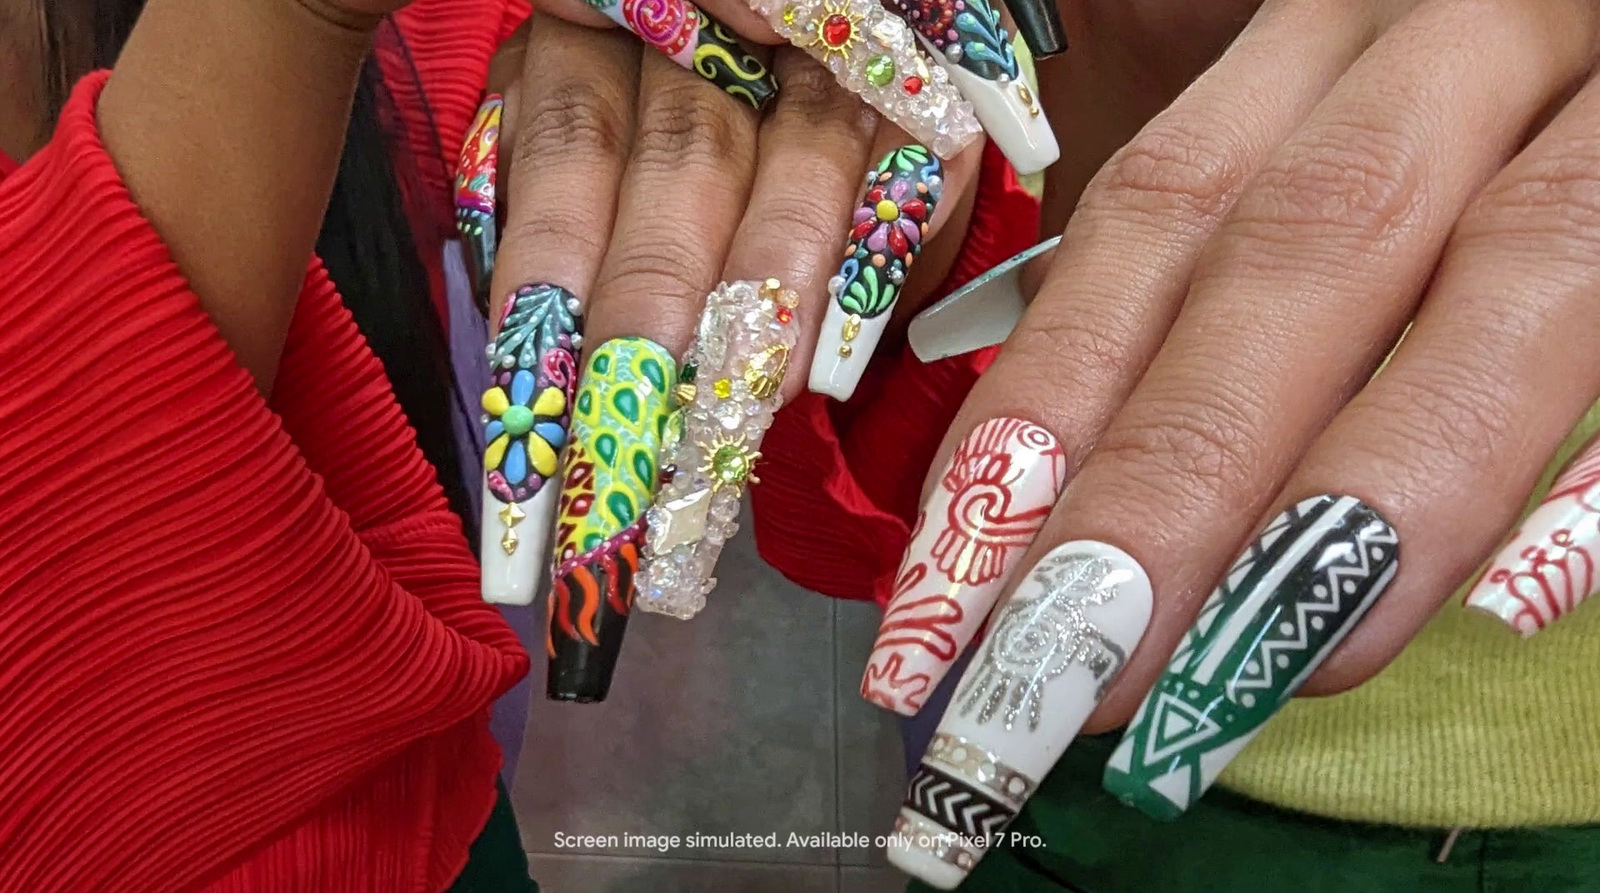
[681,361,698,383]
[711,444,751,484]
[501,405,534,436]
[864,55,895,88]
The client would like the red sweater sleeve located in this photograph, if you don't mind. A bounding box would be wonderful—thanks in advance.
[0,72,526,893]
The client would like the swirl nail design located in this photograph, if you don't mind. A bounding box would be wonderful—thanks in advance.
[455,96,502,311]
[587,0,777,108]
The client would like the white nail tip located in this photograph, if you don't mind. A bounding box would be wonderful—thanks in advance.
[908,236,1060,362]
[809,305,891,401]
[480,485,557,605]
[925,42,1059,176]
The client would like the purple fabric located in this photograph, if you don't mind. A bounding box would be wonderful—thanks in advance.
[900,646,975,778]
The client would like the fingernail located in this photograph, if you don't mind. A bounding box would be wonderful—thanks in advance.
[860,418,1067,714]
[637,279,801,619]
[887,541,1151,889]
[455,95,502,313]
[907,235,1059,362]
[1104,495,1398,820]
[481,284,584,605]
[1466,444,1600,636]
[881,0,1058,174]
[1000,0,1066,59]
[811,145,944,401]
[750,0,981,157]
[591,0,778,109]
[547,336,679,702]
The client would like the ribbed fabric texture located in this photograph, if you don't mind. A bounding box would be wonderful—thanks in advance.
[0,2,534,887]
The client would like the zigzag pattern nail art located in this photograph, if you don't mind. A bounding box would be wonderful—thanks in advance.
[906,764,1018,839]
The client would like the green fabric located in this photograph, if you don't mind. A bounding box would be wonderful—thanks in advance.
[448,779,538,893]
[911,732,1600,893]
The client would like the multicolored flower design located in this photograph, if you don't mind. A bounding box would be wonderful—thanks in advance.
[483,284,582,505]
[835,145,944,319]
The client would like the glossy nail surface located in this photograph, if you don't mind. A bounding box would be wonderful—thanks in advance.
[455,95,502,311]
[887,541,1151,889]
[1104,495,1398,820]
[908,235,1059,362]
[999,0,1065,58]
[637,280,801,619]
[481,285,584,605]
[812,145,943,401]
[861,417,1066,714]
[588,0,778,108]
[882,0,1057,174]
[749,0,980,157]
[547,337,678,702]
[1467,444,1600,635]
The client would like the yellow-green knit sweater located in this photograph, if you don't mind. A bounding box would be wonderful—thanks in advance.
[1221,402,1600,827]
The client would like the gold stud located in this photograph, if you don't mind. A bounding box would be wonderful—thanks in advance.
[500,528,519,555]
[743,344,791,400]
[841,313,862,342]
[838,344,853,358]
[674,383,698,405]
[498,502,526,528]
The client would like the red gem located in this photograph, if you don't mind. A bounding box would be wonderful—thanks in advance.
[776,307,793,324]
[821,14,854,47]
[903,75,923,94]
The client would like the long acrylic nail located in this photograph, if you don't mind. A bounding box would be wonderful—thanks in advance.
[887,541,1152,889]
[1467,443,1600,635]
[637,280,801,619]
[749,0,981,157]
[999,0,1066,59]
[881,0,1058,174]
[1104,495,1398,820]
[908,235,1059,362]
[588,0,778,109]
[547,336,678,702]
[455,95,502,313]
[860,417,1066,714]
[811,145,944,401]
[481,284,584,605]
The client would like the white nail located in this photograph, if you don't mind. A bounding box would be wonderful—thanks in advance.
[908,236,1059,362]
[481,487,556,605]
[919,40,1058,175]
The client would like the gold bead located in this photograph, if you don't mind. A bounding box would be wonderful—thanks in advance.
[500,528,519,555]
[743,344,790,401]
[838,344,853,358]
[841,313,862,342]
[498,503,526,527]
[674,383,698,405]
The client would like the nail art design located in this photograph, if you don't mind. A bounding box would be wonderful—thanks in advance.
[998,0,1066,59]
[888,542,1151,890]
[547,337,678,702]
[455,95,502,312]
[481,284,584,605]
[585,0,777,109]
[749,0,981,157]
[881,0,1058,174]
[1467,443,1600,635]
[1104,495,1398,820]
[811,145,944,400]
[637,280,800,619]
[861,418,1066,714]
[908,235,1059,362]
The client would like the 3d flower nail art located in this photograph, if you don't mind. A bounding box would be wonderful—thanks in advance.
[547,337,678,702]
[1467,443,1600,635]
[1104,495,1398,820]
[887,542,1151,889]
[455,95,501,311]
[481,284,583,606]
[811,145,943,401]
[586,0,778,109]
[637,280,800,620]
[860,417,1066,715]
[881,0,1058,173]
[747,0,980,157]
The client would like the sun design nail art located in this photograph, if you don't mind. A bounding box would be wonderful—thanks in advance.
[751,0,980,157]
[637,280,800,620]
[1104,495,1398,820]
[480,285,582,605]
[585,0,777,108]
[1467,443,1600,635]
[455,96,502,311]
[547,337,678,702]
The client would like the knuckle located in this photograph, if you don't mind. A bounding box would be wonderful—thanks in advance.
[1239,120,1425,244]
[753,194,846,257]
[499,205,609,263]
[768,58,877,141]
[1007,306,1141,412]
[1083,112,1248,225]
[633,82,747,174]
[515,80,630,167]
[599,235,708,304]
[1354,355,1515,497]
[1461,147,1600,248]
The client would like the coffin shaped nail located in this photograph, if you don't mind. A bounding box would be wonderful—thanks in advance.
[481,285,584,605]
[999,0,1065,58]
[455,95,502,313]
[637,280,801,619]
[589,0,778,109]
[1467,442,1600,635]
[1104,495,1398,820]
[546,337,678,702]
[881,0,1058,174]
[861,417,1066,715]
[908,235,1059,362]
[748,0,981,157]
[887,541,1152,889]
[812,145,944,401]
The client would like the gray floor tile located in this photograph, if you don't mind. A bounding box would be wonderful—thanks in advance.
[527,854,836,893]
[840,867,912,893]
[514,517,838,865]
[835,601,909,867]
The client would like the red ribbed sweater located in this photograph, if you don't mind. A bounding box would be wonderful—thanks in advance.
[0,2,532,891]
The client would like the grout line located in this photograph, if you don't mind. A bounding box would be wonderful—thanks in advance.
[524,851,840,870]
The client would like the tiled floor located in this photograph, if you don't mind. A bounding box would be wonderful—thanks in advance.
[512,515,911,893]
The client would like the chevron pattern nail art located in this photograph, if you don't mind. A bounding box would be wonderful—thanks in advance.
[1104,495,1399,820]
[906,764,1018,839]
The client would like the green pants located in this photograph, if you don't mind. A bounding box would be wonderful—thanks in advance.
[448,779,539,893]
[913,733,1600,893]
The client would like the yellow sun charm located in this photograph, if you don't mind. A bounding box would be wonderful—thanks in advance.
[701,433,762,495]
[811,0,863,62]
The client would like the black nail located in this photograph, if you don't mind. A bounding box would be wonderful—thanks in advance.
[1001,0,1067,58]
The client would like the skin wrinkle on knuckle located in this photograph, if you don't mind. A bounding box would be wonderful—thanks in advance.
[632,82,748,175]
[1081,112,1249,227]
[1461,149,1600,250]
[499,207,610,265]
[766,60,871,140]
[514,80,631,170]
[741,195,846,271]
